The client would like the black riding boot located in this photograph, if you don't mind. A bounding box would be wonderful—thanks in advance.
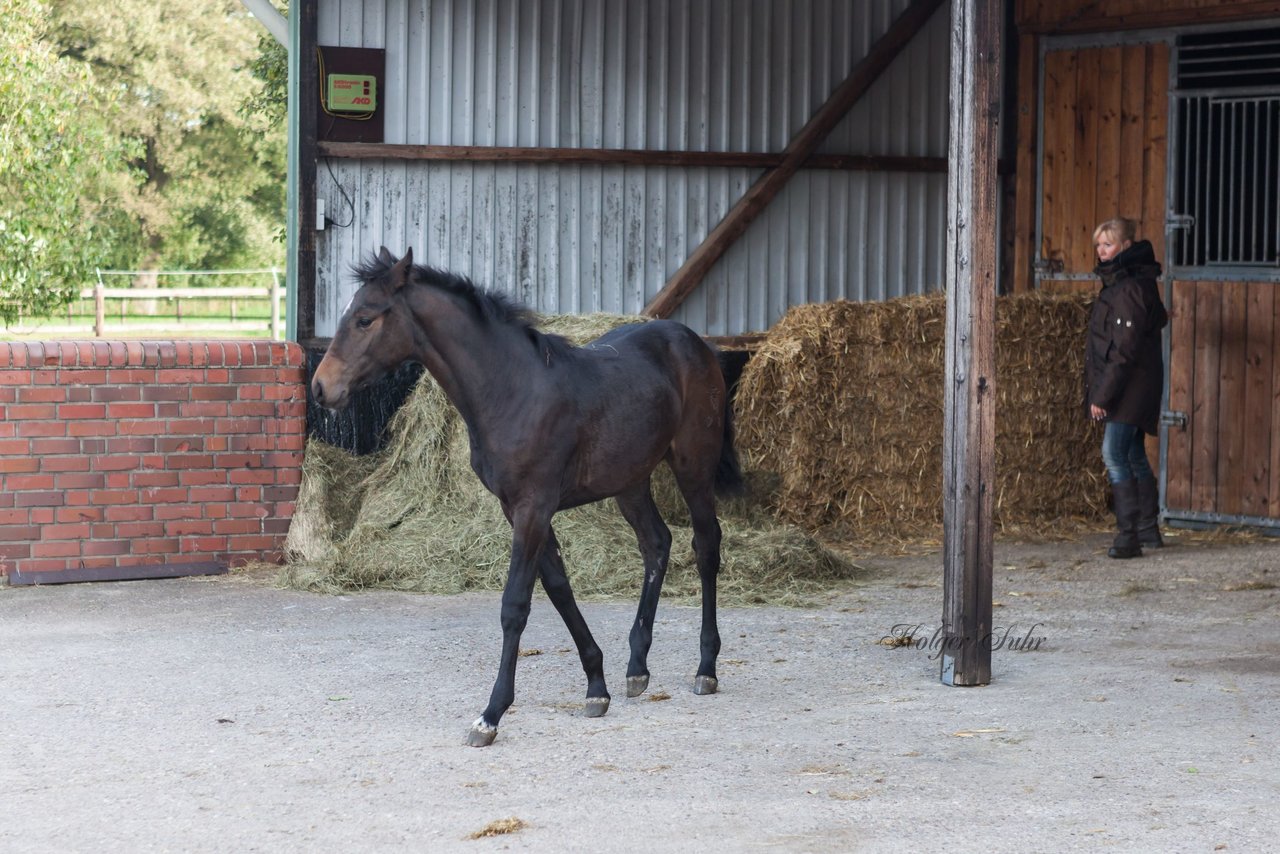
[1134,476,1163,548]
[1108,479,1142,559]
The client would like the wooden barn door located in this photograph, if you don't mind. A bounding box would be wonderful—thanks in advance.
[1164,279,1280,528]
[1034,38,1171,489]
[1035,40,1170,295]
[1034,30,1280,532]
[1162,78,1280,530]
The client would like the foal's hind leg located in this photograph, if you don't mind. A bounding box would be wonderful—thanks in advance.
[615,481,673,698]
[674,478,723,696]
[538,527,611,717]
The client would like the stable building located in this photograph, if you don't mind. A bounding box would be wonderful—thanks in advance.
[278,0,1280,536]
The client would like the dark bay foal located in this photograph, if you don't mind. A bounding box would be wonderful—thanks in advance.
[312,248,743,746]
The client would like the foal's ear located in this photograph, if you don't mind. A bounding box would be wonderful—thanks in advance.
[389,247,414,291]
[377,245,395,265]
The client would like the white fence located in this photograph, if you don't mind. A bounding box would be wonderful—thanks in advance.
[24,268,290,338]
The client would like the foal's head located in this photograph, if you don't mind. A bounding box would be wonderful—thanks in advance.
[311,246,419,410]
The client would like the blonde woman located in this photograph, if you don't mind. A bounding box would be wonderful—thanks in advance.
[1083,218,1168,558]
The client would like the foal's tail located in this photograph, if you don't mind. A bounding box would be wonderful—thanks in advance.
[714,350,746,497]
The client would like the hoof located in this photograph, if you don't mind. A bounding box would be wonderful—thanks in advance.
[693,675,718,695]
[467,717,497,747]
[585,696,610,718]
[626,674,649,698]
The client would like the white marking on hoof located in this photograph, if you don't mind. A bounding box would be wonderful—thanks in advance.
[626,675,649,698]
[585,696,610,718]
[467,717,498,747]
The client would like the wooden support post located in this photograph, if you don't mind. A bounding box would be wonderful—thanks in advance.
[270,267,282,340]
[643,0,947,319]
[289,0,319,342]
[941,0,1000,687]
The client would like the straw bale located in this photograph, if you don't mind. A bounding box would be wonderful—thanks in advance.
[736,291,1105,543]
[281,313,855,605]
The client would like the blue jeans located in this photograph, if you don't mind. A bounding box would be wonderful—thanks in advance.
[1101,421,1154,485]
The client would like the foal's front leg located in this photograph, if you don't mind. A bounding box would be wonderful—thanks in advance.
[467,512,548,747]
[538,527,610,717]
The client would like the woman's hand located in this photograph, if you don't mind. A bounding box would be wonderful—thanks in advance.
[1090,404,1107,421]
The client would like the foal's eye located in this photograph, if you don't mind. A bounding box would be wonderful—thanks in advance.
[356,316,374,330]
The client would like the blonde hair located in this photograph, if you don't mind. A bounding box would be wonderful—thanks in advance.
[1093,217,1137,244]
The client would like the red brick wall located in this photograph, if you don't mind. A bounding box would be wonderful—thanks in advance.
[0,341,307,583]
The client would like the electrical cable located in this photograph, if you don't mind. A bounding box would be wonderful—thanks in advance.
[322,156,356,229]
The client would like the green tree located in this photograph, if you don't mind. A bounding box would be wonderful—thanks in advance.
[0,0,140,321]
[242,2,289,127]
[48,0,286,275]
[2,0,288,321]
[240,1,290,245]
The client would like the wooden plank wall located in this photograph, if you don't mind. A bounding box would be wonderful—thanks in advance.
[1165,280,1280,521]
[1017,0,1280,33]
[1011,2,1280,293]
[1034,43,1168,284]
[1013,1,1280,526]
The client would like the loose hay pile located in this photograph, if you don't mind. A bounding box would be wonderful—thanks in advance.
[284,294,1103,597]
[736,291,1106,544]
[282,314,853,605]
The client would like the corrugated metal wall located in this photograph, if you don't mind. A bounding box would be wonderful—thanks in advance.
[315,0,951,337]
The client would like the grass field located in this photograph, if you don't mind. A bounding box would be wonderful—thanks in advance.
[2,291,286,341]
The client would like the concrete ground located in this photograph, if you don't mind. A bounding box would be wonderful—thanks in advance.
[1,530,1277,853]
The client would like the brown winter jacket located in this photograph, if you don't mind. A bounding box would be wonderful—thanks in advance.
[1083,240,1168,436]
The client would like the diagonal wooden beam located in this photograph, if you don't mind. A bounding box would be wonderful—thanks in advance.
[643,0,949,319]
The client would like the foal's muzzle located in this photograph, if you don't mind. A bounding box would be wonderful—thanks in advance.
[312,378,351,411]
[310,355,351,411]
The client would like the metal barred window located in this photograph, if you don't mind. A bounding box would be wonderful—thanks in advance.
[1170,27,1280,268]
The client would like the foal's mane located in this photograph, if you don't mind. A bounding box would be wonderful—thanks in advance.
[355,255,573,361]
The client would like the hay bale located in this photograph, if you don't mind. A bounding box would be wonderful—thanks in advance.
[281,313,855,605]
[736,291,1105,543]
[283,440,382,566]
[992,292,1107,527]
